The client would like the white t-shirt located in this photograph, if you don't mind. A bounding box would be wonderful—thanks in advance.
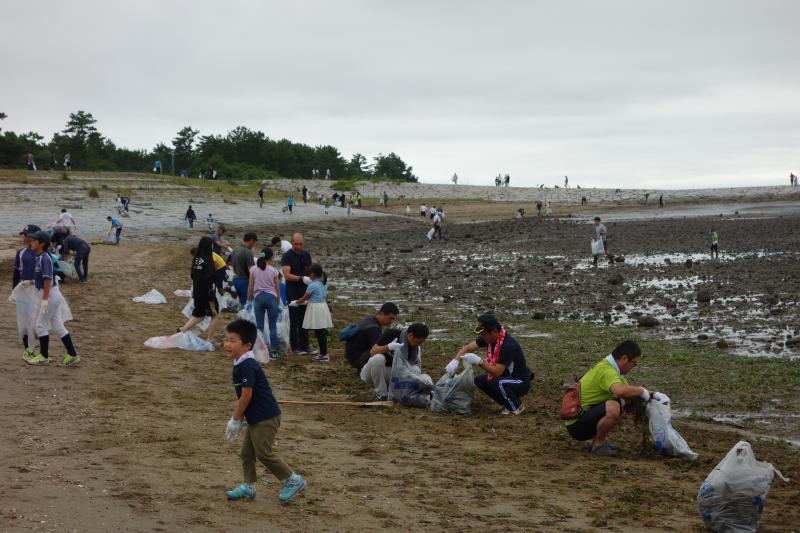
[281,240,292,254]
[56,212,75,227]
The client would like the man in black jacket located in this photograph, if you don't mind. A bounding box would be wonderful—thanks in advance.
[344,302,399,371]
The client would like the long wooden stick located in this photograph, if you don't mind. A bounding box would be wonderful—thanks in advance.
[278,400,394,407]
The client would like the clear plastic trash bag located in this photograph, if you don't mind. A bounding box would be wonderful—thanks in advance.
[646,393,698,460]
[132,289,167,304]
[431,360,474,414]
[144,331,214,352]
[698,440,789,533]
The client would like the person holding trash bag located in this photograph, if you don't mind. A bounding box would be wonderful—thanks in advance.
[59,234,91,283]
[178,236,220,343]
[455,314,532,416]
[592,216,614,266]
[360,322,429,401]
[281,233,313,355]
[344,302,399,371]
[563,340,654,457]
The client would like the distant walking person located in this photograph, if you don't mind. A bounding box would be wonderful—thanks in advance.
[658,194,664,208]
[710,228,720,259]
[644,192,650,204]
[185,205,197,228]
[451,173,458,184]
[536,201,543,223]
[286,195,294,214]
[154,160,162,174]
[581,196,587,206]
[26,153,36,171]
[258,184,265,208]
[504,174,510,187]
[592,216,614,266]
[382,191,389,207]
[564,175,569,188]
[791,173,797,186]
[302,186,308,204]
[63,153,71,171]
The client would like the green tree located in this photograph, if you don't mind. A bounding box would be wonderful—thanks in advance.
[172,126,199,173]
[346,153,369,177]
[373,152,416,181]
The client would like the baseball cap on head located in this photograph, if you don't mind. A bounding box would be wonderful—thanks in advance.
[473,313,501,335]
[30,231,51,247]
[20,224,42,236]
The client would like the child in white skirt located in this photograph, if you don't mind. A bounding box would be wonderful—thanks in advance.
[289,263,332,362]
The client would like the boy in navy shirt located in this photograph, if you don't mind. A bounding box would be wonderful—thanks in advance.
[13,224,41,358]
[223,319,306,502]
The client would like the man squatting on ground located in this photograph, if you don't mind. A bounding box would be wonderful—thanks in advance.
[456,314,532,416]
[344,302,400,371]
[360,322,430,401]
[564,340,653,456]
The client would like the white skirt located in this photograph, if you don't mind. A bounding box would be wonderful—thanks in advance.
[303,302,333,329]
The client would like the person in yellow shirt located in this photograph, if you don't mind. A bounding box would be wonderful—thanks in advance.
[564,341,653,456]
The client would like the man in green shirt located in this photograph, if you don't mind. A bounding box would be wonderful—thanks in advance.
[710,228,720,259]
[564,341,652,456]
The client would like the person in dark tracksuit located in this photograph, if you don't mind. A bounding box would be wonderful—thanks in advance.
[456,314,533,416]
[59,234,91,283]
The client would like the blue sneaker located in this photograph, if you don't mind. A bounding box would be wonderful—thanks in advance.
[278,474,306,503]
[226,483,256,500]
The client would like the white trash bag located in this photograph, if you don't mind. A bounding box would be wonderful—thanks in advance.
[236,307,271,363]
[144,331,214,352]
[58,260,78,281]
[276,305,290,348]
[181,299,211,331]
[173,289,192,297]
[426,227,435,240]
[646,393,698,460]
[697,440,789,533]
[431,359,475,414]
[132,289,168,304]
[591,238,605,255]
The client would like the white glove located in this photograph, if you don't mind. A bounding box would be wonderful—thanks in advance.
[640,388,651,401]
[653,391,670,403]
[462,353,481,365]
[444,358,459,375]
[288,300,299,307]
[302,276,312,285]
[225,417,244,440]
[387,339,403,352]
[226,247,233,254]
[40,299,49,315]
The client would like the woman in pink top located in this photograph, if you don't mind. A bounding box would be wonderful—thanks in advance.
[246,247,281,353]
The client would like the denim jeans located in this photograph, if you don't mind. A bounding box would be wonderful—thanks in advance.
[232,278,249,308]
[254,292,279,348]
[74,247,90,281]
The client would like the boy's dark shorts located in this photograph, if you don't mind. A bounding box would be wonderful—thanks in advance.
[567,400,618,441]
[192,294,219,317]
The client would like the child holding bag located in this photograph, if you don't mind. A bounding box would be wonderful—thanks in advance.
[289,264,332,362]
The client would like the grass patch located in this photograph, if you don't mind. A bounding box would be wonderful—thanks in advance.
[87,187,99,198]
[60,172,70,180]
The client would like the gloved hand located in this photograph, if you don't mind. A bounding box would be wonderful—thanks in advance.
[225,417,244,440]
[387,338,403,352]
[302,276,312,285]
[462,353,481,365]
[226,247,234,254]
[288,300,299,307]
[444,358,459,375]
[640,388,651,401]
[652,391,670,403]
[39,299,49,315]
[245,302,253,312]
[20,280,33,287]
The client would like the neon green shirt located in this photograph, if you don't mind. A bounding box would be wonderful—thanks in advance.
[711,231,719,244]
[565,358,628,426]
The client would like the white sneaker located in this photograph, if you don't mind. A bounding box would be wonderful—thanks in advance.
[500,405,525,416]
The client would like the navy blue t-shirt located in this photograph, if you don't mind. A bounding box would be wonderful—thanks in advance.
[281,249,312,300]
[34,252,57,290]
[232,358,281,424]
[13,247,37,284]
[475,333,531,382]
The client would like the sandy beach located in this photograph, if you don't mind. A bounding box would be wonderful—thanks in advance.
[0,172,798,532]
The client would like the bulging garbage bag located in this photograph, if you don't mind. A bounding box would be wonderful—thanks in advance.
[389,352,434,408]
[181,299,211,331]
[173,289,192,297]
[133,289,167,304]
[591,238,605,255]
[144,331,214,352]
[646,393,698,460]
[698,440,789,533]
[57,260,78,281]
[236,307,271,363]
[431,360,474,414]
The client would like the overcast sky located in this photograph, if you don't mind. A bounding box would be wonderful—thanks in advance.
[2,1,799,188]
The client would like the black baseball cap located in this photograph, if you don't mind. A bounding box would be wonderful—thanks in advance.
[20,224,41,236]
[30,231,51,247]
[474,314,501,335]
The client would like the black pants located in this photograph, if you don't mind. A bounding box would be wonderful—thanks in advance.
[474,373,531,411]
[433,225,442,239]
[289,305,309,351]
[74,247,90,281]
[311,329,328,354]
